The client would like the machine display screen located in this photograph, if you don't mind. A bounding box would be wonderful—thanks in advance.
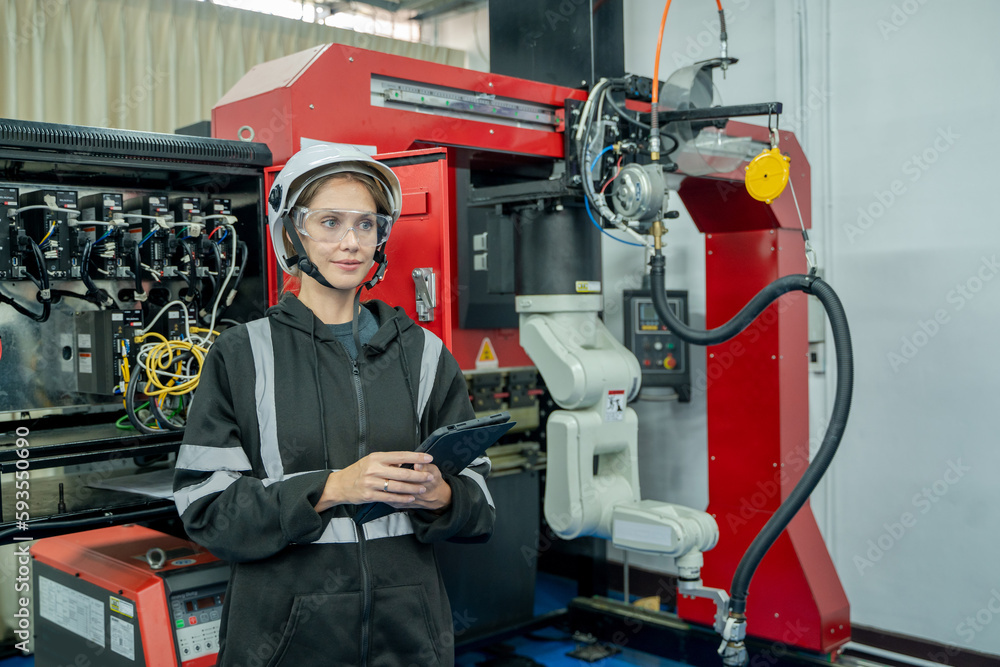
[636,300,677,331]
[184,594,224,612]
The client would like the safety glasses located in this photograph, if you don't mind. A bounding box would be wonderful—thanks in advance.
[291,207,392,247]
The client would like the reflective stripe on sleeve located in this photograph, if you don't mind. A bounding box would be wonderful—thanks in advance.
[262,469,326,488]
[467,455,492,477]
[176,444,252,472]
[174,470,242,515]
[459,468,494,509]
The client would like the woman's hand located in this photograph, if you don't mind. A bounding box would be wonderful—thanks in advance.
[314,451,440,513]
[402,462,452,513]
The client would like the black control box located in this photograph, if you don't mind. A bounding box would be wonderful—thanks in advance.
[623,289,691,402]
[19,189,79,279]
[75,309,144,395]
[0,186,19,280]
[125,194,174,277]
[79,192,125,278]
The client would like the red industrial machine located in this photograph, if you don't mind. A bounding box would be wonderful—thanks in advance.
[213,43,849,656]
[32,525,230,667]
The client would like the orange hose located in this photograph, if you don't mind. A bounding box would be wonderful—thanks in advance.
[716,0,723,10]
[651,0,672,105]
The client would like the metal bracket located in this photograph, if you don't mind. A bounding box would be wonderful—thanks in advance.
[412,268,436,322]
[677,578,731,636]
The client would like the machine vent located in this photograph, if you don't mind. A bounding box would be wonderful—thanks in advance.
[0,118,271,166]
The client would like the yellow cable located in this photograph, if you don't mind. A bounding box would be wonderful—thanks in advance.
[136,331,168,345]
[191,327,220,338]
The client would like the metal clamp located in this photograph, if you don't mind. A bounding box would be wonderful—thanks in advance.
[412,268,436,322]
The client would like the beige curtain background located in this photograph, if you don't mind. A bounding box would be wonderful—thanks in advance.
[0,0,464,134]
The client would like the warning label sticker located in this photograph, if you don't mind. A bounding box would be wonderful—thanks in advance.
[110,616,135,661]
[475,337,499,370]
[110,596,134,619]
[39,576,105,648]
[605,389,625,422]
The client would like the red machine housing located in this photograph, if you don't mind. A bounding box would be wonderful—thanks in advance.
[32,525,227,667]
[213,45,849,654]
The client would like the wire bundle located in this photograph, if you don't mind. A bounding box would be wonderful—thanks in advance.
[122,302,216,434]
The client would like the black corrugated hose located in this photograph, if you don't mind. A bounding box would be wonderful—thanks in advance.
[648,250,853,616]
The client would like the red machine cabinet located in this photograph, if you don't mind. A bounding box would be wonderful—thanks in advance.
[32,525,228,667]
[215,45,849,655]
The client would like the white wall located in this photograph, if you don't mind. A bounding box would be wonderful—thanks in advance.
[826,0,1000,657]
[421,3,489,72]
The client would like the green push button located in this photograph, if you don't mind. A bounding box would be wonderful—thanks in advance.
[176,619,184,628]
[667,343,675,350]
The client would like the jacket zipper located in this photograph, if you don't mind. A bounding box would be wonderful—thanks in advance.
[353,358,373,667]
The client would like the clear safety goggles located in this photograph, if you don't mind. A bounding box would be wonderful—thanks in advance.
[290,207,392,247]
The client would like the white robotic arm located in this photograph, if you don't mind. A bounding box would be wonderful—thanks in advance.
[518,293,721,571]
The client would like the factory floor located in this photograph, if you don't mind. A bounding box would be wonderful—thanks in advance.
[455,572,691,667]
[1,573,690,667]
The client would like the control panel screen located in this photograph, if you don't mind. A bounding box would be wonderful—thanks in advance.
[185,594,225,613]
[636,301,678,331]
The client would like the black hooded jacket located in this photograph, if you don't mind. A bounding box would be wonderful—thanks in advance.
[173,294,493,666]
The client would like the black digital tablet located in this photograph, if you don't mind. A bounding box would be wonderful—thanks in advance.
[352,412,515,525]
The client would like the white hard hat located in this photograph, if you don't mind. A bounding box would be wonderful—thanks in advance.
[266,144,402,274]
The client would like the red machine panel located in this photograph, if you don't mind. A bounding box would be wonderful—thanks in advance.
[213,43,585,165]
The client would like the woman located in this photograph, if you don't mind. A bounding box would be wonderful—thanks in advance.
[173,144,494,667]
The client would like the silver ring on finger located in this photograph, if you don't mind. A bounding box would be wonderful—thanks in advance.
[383,479,390,493]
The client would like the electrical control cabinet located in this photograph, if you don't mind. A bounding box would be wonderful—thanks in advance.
[623,289,692,401]
[0,117,270,423]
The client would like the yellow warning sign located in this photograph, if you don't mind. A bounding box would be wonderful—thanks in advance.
[475,337,499,370]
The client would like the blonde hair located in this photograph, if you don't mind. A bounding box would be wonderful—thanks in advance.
[282,171,391,277]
